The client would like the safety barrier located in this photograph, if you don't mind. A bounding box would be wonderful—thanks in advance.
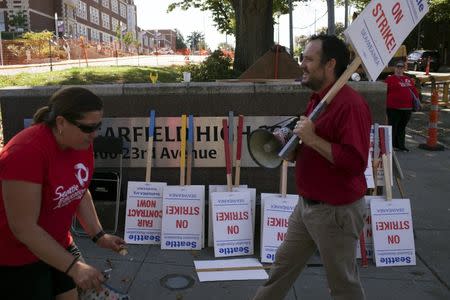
[419,79,445,151]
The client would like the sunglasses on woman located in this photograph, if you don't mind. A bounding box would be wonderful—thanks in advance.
[71,120,102,133]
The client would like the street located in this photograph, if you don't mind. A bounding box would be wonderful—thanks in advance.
[0,54,207,75]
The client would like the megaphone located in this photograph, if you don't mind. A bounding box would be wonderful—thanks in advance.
[247,117,298,168]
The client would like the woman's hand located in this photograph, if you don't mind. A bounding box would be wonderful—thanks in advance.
[96,233,127,254]
[68,261,105,291]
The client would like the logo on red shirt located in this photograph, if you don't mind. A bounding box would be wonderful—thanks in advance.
[53,163,90,209]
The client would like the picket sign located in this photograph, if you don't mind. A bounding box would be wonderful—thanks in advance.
[161,185,205,250]
[124,181,167,244]
[260,194,298,263]
[345,1,429,81]
[369,125,393,187]
[232,187,256,238]
[356,196,384,259]
[370,198,416,267]
[211,191,253,257]
[207,185,247,247]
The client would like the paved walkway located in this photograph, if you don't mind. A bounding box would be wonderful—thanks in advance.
[75,130,450,299]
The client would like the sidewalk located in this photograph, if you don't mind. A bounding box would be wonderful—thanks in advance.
[75,132,450,300]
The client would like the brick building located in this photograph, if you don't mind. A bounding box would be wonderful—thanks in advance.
[140,29,177,53]
[0,0,137,44]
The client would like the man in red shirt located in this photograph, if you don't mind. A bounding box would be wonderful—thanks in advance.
[254,35,372,300]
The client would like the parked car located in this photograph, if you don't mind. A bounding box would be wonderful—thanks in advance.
[407,50,440,72]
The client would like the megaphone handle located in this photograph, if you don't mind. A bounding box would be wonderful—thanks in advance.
[278,135,299,160]
[281,160,288,197]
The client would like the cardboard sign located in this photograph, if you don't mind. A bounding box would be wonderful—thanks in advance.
[345,0,429,80]
[356,196,385,259]
[371,198,416,267]
[261,194,298,263]
[124,181,167,244]
[161,185,205,250]
[232,187,256,238]
[207,185,247,247]
[194,258,268,282]
[370,125,393,186]
[211,192,253,257]
[364,152,375,189]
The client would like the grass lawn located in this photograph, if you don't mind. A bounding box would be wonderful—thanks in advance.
[0,66,181,88]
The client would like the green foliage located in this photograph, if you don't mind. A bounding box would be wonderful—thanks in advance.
[22,31,54,57]
[122,32,134,47]
[175,29,187,49]
[8,11,27,29]
[178,49,234,81]
[316,22,346,40]
[186,31,205,50]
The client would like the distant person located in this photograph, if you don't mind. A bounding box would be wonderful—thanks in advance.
[254,34,371,300]
[385,60,420,152]
[0,87,126,300]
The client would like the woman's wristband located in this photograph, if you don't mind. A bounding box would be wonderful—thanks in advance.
[91,229,106,243]
[65,256,79,274]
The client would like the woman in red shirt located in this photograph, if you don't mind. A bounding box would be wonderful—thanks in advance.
[0,87,126,300]
[385,60,420,151]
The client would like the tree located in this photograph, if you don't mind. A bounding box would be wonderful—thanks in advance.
[186,31,205,51]
[175,29,187,50]
[168,0,308,73]
[9,11,27,31]
[326,0,336,34]
[122,32,134,51]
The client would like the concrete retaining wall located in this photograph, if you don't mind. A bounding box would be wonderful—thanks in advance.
[0,81,386,197]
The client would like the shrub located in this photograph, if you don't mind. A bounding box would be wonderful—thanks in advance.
[178,49,235,82]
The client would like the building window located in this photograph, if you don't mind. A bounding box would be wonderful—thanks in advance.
[111,0,118,14]
[111,17,118,32]
[102,12,110,29]
[119,3,126,18]
[78,24,87,37]
[92,29,100,42]
[90,7,99,25]
[0,13,5,32]
[77,1,87,20]
[102,0,109,9]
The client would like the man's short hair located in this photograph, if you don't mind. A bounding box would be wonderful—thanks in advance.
[309,34,350,78]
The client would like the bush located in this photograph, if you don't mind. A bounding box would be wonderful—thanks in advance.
[178,49,235,82]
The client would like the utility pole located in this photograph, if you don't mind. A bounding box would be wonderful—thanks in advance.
[289,0,293,56]
[0,32,3,66]
[344,0,349,29]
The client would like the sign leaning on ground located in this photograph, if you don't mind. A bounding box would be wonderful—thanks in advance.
[370,198,416,266]
[345,0,429,80]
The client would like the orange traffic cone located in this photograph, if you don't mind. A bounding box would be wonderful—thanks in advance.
[419,88,445,151]
[425,57,431,75]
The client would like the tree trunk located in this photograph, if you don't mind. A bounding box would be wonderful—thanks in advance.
[232,0,274,74]
[327,0,335,35]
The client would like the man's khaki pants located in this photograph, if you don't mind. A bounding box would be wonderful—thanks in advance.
[254,198,366,300]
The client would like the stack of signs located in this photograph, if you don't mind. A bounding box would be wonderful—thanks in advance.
[161,185,205,250]
[356,196,383,259]
[124,181,166,244]
[210,191,253,257]
[370,197,416,267]
[260,193,298,263]
[362,124,393,191]
[208,185,247,247]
